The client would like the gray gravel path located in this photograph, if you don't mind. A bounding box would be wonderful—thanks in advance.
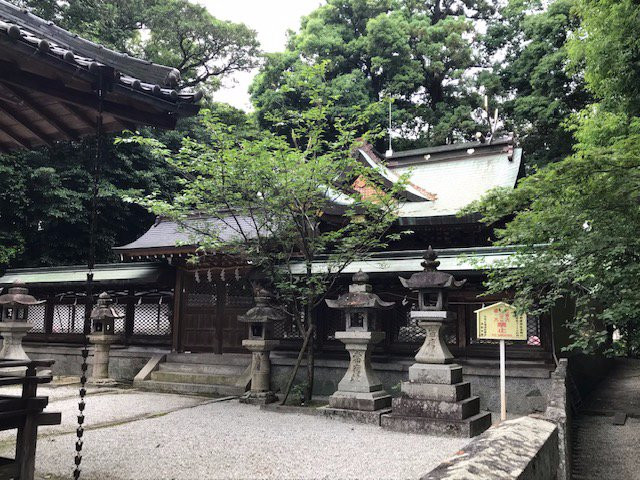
[572,359,640,480]
[0,390,468,480]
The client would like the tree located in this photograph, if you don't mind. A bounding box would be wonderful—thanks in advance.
[470,0,640,356]
[0,1,260,269]
[124,65,406,401]
[250,0,495,150]
[484,0,590,168]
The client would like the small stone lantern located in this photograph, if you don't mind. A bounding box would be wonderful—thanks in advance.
[238,284,284,404]
[398,246,466,364]
[0,280,45,375]
[87,292,122,385]
[325,270,394,412]
[381,247,491,437]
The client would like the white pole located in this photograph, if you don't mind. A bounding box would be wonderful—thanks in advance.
[500,339,506,421]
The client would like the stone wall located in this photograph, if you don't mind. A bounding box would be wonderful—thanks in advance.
[20,343,168,381]
[543,359,571,480]
[421,416,558,479]
[271,355,554,414]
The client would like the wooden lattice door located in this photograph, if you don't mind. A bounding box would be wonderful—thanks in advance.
[180,272,223,353]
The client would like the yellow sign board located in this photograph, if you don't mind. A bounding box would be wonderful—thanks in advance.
[475,302,527,341]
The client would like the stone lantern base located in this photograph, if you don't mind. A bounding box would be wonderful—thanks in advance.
[239,339,279,405]
[0,322,34,376]
[327,331,391,412]
[87,334,120,386]
[381,311,491,437]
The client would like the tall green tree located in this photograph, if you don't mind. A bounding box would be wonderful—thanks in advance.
[251,0,495,150]
[471,0,640,356]
[484,0,590,168]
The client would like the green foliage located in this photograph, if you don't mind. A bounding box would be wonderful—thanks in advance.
[0,1,260,269]
[125,65,404,316]
[485,0,590,168]
[470,0,640,356]
[250,0,494,149]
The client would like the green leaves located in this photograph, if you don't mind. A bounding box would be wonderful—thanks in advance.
[126,67,402,317]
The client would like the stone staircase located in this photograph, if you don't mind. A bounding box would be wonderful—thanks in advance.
[134,353,251,397]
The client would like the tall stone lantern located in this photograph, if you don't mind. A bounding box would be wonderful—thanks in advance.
[88,292,122,385]
[325,270,394,413]
[238,284,284,404]
[0,280,45,375]
[381,247,492,437]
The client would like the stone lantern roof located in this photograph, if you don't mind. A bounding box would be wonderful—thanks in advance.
[90,292,124,321]
[326,270,395,310]
[398,246,466,291]
[238,286,287,324]
[0,280,45,306]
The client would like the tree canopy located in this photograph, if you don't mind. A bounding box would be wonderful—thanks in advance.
[470,0,640,356]
[250,0,495,150]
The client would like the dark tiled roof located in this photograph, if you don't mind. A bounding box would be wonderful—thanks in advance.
[0,1,202,103]
[0,0,202,150]
[114,215,260,253]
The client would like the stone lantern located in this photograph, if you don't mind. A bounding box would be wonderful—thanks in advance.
[0,280,45,375]
[87,292,122,385]
[325,270,394,413]
[381,247,491,437]
[238,284,284,404]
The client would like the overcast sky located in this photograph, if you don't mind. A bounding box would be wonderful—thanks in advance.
[200,0,324,111]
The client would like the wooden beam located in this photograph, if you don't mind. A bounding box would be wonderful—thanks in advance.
[0,120,30,149]
[0,83,78,141]
[0,101,53,147]
[0,62,177,129]
[59,103,96,130]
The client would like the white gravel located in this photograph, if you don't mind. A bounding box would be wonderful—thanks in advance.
[0,390,469,480]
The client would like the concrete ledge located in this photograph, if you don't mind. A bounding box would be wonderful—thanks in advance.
[259,403,391,426]
[421,416,558,479]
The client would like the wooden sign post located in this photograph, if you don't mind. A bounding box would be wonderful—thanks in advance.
[475,302,527,421]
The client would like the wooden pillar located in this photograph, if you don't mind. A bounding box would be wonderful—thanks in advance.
[125,288,135,341]
[171,269,183,352]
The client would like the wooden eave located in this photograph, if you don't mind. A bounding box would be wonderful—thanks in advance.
[0,8,201,151]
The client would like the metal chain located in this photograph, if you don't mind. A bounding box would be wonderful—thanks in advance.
[73,338,88,479]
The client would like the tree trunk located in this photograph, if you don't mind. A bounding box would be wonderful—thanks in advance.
[280,323,314,405]
[304,302,315,404]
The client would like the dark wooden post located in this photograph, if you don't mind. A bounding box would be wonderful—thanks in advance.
[15,364,39,480]
[125,289,135,341]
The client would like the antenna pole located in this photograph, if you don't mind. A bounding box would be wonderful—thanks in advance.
[385,98,394,157]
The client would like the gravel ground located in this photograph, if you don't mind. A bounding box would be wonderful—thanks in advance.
[0,389,207,442]
[0,389,469,480]
[572,416,640,480]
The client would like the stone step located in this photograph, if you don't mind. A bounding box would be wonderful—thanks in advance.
[165,353,251,366]
[391,396,481,421]
[381,411,492,438]
[135,379,245,397]
[400,381,471,402]
[150,370,240,386]
[158,362,247,376]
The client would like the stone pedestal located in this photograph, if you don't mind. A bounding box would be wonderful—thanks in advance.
[0,322,32,376]
[88,334,120,386]
[240,339,279,405]
[328,331,391,412]
[381,311,491,437]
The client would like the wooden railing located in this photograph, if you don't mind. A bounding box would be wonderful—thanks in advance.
[0,359,61,480]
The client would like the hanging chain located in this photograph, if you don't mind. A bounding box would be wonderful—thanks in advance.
[75,69,105,479]
[73,338,88,479]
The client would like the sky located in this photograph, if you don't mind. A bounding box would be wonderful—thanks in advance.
[200,0,324,111]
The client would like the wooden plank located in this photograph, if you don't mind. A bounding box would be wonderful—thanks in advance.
[0,83,78,140]
[0,99,54,146]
